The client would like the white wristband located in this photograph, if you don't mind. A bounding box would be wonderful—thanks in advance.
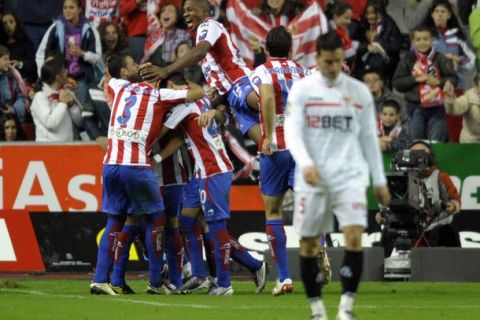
[153,154,163,163]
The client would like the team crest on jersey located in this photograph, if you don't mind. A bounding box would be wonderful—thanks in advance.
[343,96,351,105]
[199,29,208,40]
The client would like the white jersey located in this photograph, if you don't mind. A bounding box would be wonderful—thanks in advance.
[284,71,386,192]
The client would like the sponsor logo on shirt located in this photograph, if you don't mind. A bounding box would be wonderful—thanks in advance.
[306,115,353,131]
[109,127,146,144]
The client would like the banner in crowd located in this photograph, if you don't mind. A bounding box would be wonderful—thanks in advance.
[226,0,328,67]
[85,0,120,28]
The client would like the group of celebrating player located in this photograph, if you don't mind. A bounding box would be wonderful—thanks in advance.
[89,0,391,319]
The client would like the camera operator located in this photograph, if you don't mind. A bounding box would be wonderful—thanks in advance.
[376,141,461,256]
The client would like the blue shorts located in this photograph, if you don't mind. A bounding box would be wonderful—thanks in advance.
[227,76,260,135]
[161,184,185,217]
[102,164,164,215]
[259,150,295,196]
[182,178,201,209]
[198,172,233,222]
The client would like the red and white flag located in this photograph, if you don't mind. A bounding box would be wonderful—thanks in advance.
[226,0,328,68]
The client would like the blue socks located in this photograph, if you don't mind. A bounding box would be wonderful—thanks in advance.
[208,220,231,288]
[111,224,142,286]
[93,214,124,283]
[144,212,167,288]
[266,219,290,281]
[180,215,206,279]
[166,226,184,288]
[230,237,262,272]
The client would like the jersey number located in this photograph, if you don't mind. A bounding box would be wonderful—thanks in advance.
[117,96,138,125]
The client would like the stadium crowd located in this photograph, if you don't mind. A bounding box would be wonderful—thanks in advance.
[0,0,476,319]
[1,0,480,145]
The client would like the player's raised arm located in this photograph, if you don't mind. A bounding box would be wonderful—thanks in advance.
[139,41,210,82]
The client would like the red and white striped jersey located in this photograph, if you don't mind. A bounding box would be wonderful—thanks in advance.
[104,78,188,166]
[154,135,193,186]
[250,58,311,151]
[164,98,233,178]
[196,18,252,95]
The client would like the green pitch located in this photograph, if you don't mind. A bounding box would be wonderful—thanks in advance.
[1,279,479,319]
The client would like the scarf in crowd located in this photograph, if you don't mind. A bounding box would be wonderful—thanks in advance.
[377,118,403,138]
[413,48,444,107]
[334,25,352,50]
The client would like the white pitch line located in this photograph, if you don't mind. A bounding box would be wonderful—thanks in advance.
[2,288,480,310]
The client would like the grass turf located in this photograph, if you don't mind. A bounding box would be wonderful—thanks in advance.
[0,279,479,319]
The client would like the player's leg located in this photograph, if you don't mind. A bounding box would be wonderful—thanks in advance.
[200,172,234,295]
[228,236,267,294]
[144,211,169,294]
[90,164,127,295]
[90,213,126,294]
[111,215,142,292]
[294,191,331,318]
[199,215,217,280]
[260,151,294,295]
[333,186,368,320]
[163,185,186,289]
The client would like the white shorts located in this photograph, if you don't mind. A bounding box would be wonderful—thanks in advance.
[293,186,367,238]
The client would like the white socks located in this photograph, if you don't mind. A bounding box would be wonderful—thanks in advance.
[339,292,355,312]
[308,297,327,317]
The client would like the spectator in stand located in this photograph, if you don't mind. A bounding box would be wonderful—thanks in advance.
[249,0,305,67]
[147,3,191,65]
[469,6,480,71]
[98,21,128,61]
[120,0,148,63]
[13,0,63,51]
[31,56,83,142]
[403,0,434,32]
[173,41,205,85]
[0,45,27,123]
[377,100,411,152]
[422,0,476,90]
[444,74,480,142]
[326,2,358,70]
[0,112,24,141]
[392,25,457,142]
[363,69,406,118]
[355,0,402,79]
[257,0,304,26]
[0,13,37,83]
[36,0,102,121]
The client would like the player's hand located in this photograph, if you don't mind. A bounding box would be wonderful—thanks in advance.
[374,186,391,207]
[196,109,216,127]
[96,136,108,151]
[139,63,168,82]
[303,165,320,186]
[262,136,273,156]
[446,201,457,214]
[375,211,386,224]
